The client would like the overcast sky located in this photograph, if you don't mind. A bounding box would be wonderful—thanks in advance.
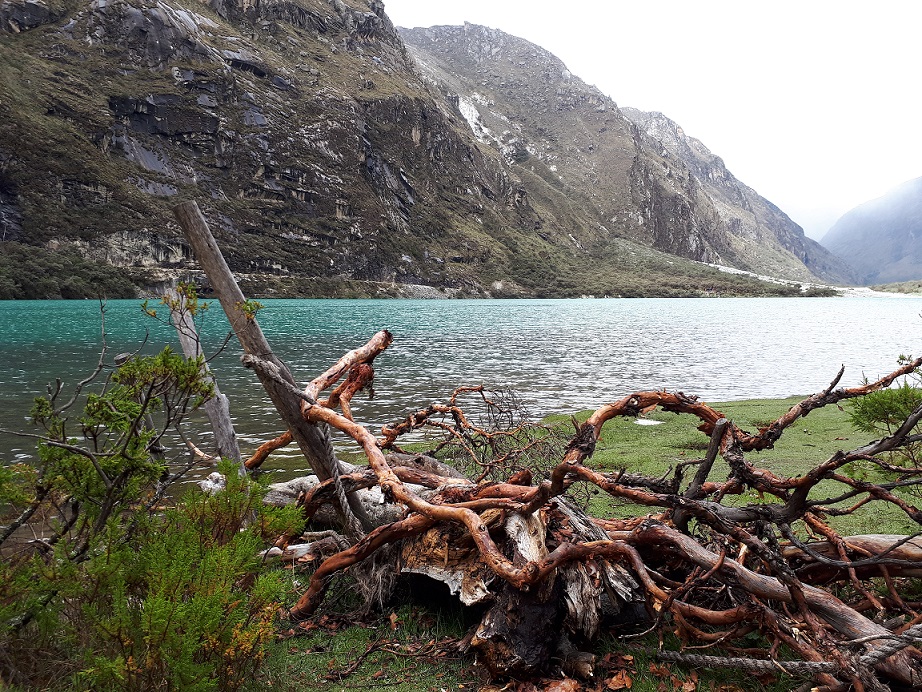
[383,0,922,240]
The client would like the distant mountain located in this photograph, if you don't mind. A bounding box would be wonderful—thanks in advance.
[399,23,857,285]
[821,177,922,284]
[0,1,850,298]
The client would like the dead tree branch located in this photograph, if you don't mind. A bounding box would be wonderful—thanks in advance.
[173,200,371,536]
[265,333,922,688]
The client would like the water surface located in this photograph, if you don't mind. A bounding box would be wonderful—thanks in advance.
[2,297,920,474]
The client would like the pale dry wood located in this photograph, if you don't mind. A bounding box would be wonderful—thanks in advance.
[172,200,371,535]
[166,287,243,472]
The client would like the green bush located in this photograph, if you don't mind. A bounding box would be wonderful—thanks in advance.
[848,381,922,436]
[0,346,299,690]
[70,466,296,692]
[848,359,922,466]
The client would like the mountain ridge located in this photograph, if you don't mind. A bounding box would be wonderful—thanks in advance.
[0,1,853,298]
[620,107,857,284]
[399,23,857,286]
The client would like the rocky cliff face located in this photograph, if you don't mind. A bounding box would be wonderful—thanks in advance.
[1,0,552,296]
[0,1,847,298]
[821,176,922,284]
[621,109,859,284]
[400,24,857,285]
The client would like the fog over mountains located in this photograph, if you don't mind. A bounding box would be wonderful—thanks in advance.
[821,177,922,285]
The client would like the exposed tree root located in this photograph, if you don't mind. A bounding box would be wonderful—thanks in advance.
[267,335,922,689]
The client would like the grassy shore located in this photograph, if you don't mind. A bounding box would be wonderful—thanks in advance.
[548,395,919,537]
[258,396,911,692]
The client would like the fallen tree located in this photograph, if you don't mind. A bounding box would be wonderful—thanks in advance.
[174,201,922,691]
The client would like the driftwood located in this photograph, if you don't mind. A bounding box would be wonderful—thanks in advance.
[173,200,922,690]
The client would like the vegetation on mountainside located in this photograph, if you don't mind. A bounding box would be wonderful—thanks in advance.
[0,0,853,298]
[0,242,139,299]
[871,280,922,295]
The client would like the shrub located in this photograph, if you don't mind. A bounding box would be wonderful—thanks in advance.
[70,465,296,692]
[848,358,922,466]
[0,345,298,690]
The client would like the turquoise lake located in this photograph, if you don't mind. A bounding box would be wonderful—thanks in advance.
[2,296,921,477]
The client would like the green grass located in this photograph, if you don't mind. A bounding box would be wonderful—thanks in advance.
[513,392,902,533]
[543,396,920,536]
[259,586,793,692]
[259,587,482,692]
[566,396,854,477]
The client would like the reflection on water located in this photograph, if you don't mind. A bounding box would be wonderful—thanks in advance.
[2,297,920,478]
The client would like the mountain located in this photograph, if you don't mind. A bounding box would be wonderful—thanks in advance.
[399,24,857,286]
[0,1,846,299]
[821,177,922,284]
[619,109,858,284]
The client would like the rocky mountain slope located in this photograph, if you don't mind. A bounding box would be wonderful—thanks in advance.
[821,176,922,284]
[620,109,857,283]
[399,24,857,286]
[0,1,848,298]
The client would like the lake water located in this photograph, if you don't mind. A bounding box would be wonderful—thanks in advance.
[2,296,921,475]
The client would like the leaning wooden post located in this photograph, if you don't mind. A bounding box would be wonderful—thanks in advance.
[167,287,244,474]
[173,200,371,537]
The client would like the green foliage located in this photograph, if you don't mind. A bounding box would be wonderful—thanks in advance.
[848,382,922,436]
[68,463,297,692]
[142,281,210,320]
[235,299,264,320]
[847,361,922,467]
[801,285,840,297]
[0,242,138,299]
[870,280,922,295]
[0,346,298,690]
[24,347,214,519]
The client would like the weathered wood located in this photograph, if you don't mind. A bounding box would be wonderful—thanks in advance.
[469,509,560,678]
[167,287,243,473]
[245,430,292,470]
[783,534,922,581]
[283,359,922,687]
[624,522,922,686]
[172,200,371,535]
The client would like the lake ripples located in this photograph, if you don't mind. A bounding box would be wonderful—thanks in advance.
[2,297,920,473]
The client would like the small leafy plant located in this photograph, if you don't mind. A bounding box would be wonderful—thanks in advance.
[847,356,922,466]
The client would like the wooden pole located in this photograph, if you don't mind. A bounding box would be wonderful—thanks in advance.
[172,200,371,536]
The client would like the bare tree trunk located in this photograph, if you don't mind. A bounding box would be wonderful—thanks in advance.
[167,287,243,474]
[172,200,371,536]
